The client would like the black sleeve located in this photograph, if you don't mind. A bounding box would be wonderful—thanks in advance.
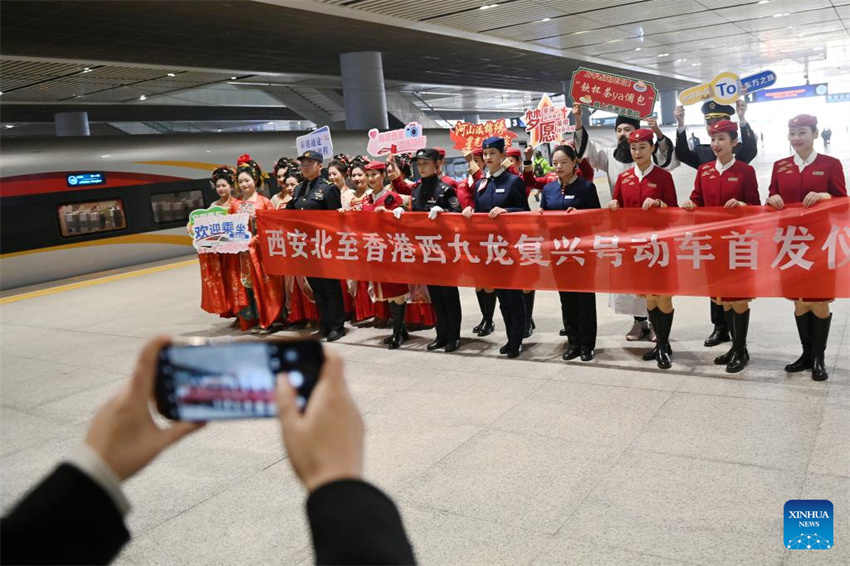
[675,129,701,170]
[506,177,530,212]
[735,122,758,163]
[306,480,415,565]
[0,464,130,565]
[585,182,602,209]
[573,126,589,159]
[437,186,462,212]
[653,135,674,168]
[324,183,342,210]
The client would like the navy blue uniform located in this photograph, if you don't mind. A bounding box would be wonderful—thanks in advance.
[541,176,600,356]
[412,176,463,346]
[472,170,529,354]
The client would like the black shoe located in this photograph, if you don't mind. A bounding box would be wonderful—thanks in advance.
[427,339,448,351]
[326,328,346,342]
[562,347,581,361]
[714,347,734,365]
[313,328,330,338]
[387,333,403,350]
[726,348,748,373]
[523,323,533,339]
[656,343,672,369]
[642,346,658,361]
[580,347,595,362]
[559,328,568,336]
[507,345,523,359]
[725,310,750,373]
[704,326,730,347]
[810,314,832,381]
[477,320,495,337]
[472,318,487,334]
[445,340,461,353]
[499,343,511,355]
[786,312,813,372]
[713,309,736,364]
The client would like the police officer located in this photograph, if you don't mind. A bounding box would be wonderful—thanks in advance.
[461,137,530,358]
[396,148,464,352]
[287,150,346,342]
[675,99,758,350]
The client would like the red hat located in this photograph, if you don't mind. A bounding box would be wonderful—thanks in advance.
[363,161,386,172]
[708,119,738,136]
[506,147,522,158]
[435,147,446,158]
[471,147,483,157]
[628,128,654,144]
[788,114,817,129]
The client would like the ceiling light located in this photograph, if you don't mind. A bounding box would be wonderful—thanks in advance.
[758,0,769,4]
[479,3,498,9]
[217,129,222,132]
[5,124,14,129]
[230,76,237,80]
[267,121,274,124]
[101,154,110,158]
[167,72,175,77]
[773,12,788,17]
[572,30,589,35]
[692,62,701,66]
[139,95,147,101]
[606,39,621,43]
[635,47,642,51]
[0,92,4,96]
[540,18,551,22]
[658,53,670,57]
[82,67,92,73]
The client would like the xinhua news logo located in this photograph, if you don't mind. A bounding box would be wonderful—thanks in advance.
[784,500,833,550]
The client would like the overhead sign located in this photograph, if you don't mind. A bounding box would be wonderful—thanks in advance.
[296,125,334,159]
[569,67,657,119]
[753,84,828,103]
[524,94,575,147]
[66,172,105,187]
[740,70,777,95]
[449,119,518,152]
[827,92,850,103]
[189,206,251,254]
[367,122,426,157]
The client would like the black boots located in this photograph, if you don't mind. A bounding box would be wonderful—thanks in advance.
[785,312,831,381]
[704,302,731,347]
[643,308,674,369]
[725,310,750,373]
[523,291,536,338]
[473,291,496,336]
[386,302,407,350]
[785,312,813,372]
[713,309,736,365]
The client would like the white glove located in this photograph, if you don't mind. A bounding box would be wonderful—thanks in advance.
[392,207,404,220]
[428,206,444,220]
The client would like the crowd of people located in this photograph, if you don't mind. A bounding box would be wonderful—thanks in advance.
[195,102,845,381]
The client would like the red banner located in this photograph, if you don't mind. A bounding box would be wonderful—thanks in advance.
[256,201,850,298]
[569,67,658,119]
[450,120,518,152]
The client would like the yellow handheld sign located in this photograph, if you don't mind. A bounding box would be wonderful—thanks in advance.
[678,72,742,106]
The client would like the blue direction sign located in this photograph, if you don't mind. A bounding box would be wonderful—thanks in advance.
[740,70,777,95]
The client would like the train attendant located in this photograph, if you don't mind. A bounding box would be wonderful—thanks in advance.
[681,120,760,373]
[675,100,758,348]
[607,129,678,369]
[360,161,411,349]
[328,158,353,209]
[235,154,283,335]
[766,114,847,381]
[462,136,530,358]
[574,103,677,343]
[288,150,346,342]
[397,148,464,352]
[540,145,601,361]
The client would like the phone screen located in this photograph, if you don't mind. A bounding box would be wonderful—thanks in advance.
[156,340,323,421]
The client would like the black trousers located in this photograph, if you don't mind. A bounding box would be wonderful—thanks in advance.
[427,285,462,342]
[496,289,525,349]
[559,291,597,349]
[308,277,345,332]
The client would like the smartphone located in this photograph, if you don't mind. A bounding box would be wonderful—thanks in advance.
[155,339,323,421]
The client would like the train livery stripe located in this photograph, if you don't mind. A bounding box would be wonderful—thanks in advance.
[0,259,198,305]
[0,171,189,197]
[134,160,224,171]
[0,233,194,259]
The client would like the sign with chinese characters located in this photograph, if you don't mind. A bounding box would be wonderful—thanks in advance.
[256,200,850,297]
[524,94,575,147]
[753,84,828,103]
[827,92,850,103]
[740,70,777,95]
[296,125,334,159]
[569,67,658,119]
[367,122,427,157]
[450,120,518,152]
[189,206,251,254]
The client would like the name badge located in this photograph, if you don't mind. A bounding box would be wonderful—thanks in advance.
[563,195,575,199]
[812,171,825,176]
[648,182,657,188]
[728,177,738,181]
[496,188,506,193]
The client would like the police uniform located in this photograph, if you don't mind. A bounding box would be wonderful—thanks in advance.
[410,148,464,353]
[689,120,760,373]
[287,150,345,341]
[472,137,531,358]
[769,114,847,381]
[540,174,601,361]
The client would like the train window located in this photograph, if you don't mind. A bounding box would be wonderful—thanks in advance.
[57,200,127,237]
[151,190,205,224]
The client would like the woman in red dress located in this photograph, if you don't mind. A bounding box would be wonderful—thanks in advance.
[234,154,283,335]
[361,160,411,349]
[607,129,679,369]
[337,159,377,325]
[766,114,847,381]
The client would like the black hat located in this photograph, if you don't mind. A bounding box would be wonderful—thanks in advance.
[298,150,324,163]
[412,148,440,161]
[701,101,734,121]
[615,115,641,129]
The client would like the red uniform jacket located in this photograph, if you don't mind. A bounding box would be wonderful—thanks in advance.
[362,188,404,212]
[690,159,760,207]
[390,176,415,196]
[613,165,678,208]
[440,174,459,190]
[768,153,847,203]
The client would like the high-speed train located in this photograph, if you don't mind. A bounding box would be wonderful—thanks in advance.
[1,128,530,290]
